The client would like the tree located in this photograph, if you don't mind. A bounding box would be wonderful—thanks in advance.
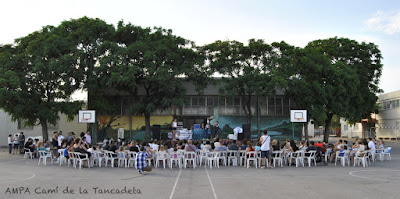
[201,39,276,127]
[57,17,115,143]
[105,22,205,140]
[0,26,84,140]
[275,37,383,142]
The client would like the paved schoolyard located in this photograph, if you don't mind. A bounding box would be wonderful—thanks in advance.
[0,141,399,199]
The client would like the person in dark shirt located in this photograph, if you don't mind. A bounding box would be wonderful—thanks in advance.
[228,140,239,150]
[24,138,35,152]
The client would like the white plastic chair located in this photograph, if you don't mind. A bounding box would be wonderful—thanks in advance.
[238,150,246,167]
[58,149,67,166]
[217,151,227,167]
[272,150,283,168]
[183,151,196,169]
[246,151,258,168]
[169,152,182,169]
[354,151,368,167]
[38,150,53,166]
[289,151,304,167]
[68,152,77,168]
[75,152,90,169]
[118,152,128,168]
[155,151,168,169]
[199,150,210,166]
[324,148,332,163]
[227,150,238,166]
[92,151,105,167]
[304,150,317,167]
[208,152,219,169]
[105,151,119,168]
[127,151,137,168]
[382,147,392,161]
[335,150,350,167]
[24,148,33,159]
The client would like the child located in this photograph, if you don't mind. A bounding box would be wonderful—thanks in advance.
[136,146,152,175]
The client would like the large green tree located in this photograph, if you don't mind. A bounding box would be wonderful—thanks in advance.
[103,22,205,140]
[201,39,276,127]
[275,37,383,142]
[0,26,84,140]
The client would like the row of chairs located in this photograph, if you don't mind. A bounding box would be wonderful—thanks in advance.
[334,147,392,167]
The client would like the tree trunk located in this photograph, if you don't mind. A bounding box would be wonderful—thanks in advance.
[40,118,48,141]
[145,113,151,141]
[304,123,309,143]
[323,113,334,143]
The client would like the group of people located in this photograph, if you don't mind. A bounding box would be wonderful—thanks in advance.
[7,132,25,155]
[332,138,385,164]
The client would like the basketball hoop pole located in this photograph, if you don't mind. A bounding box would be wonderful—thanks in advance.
[292,122,294,140]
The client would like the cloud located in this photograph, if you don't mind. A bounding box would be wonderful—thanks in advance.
[365,10,400,34]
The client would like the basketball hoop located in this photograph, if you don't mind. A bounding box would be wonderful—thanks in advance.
[81,118,89,122]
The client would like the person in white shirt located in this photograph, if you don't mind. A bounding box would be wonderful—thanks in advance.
[260,130,272,168]
[8,134,13,155]
[58,131,65,147]
[367,137,376,160]
[172,119,178,139]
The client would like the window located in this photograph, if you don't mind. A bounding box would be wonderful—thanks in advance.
[344,124,348,131]
[234,97,241,106]
[353,124,359,130]
[199,97,206,106]
[207,97,214,106]
[219,97,225,106]
[393,99,400,108]
[192,97,199,106]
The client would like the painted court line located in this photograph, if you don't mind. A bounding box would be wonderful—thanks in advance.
[169,169,182,199]
[349,170,400,183]
[205,166,218,199]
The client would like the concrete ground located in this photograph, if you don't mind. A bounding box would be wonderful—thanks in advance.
[0,138,399,199]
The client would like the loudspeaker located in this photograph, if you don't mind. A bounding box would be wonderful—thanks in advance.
[152,125,161,140]
[242,124,251,140]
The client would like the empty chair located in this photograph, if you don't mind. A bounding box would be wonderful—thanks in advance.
[237,150,246,167]
[217,151,227,167]
[92,151,105,167]
[183,152,196,169]
[272,150,283,168]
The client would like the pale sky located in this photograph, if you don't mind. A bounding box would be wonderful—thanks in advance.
[1,0,399,98]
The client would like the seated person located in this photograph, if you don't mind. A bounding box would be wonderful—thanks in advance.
[214,143,228,151]
[24,138,36,152]
[228,140,239,151]
[271,139,280,151]
[203,141,212,151]
[184,140,197,152]
[136,146,152,175]
[244,141,255,156]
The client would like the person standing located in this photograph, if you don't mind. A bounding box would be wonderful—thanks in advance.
[260,130,272,168]
[8,134,13,155]
[13,133,19,154]
[202,116,211,139]
[171,119,178,140]
[18,132,25,154]
[214,121,219,139]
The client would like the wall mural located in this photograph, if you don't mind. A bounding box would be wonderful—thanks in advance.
[97,114,301,141]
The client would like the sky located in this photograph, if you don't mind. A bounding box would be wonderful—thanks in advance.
[1,0,399,98]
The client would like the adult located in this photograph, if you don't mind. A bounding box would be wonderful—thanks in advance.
[57,131,64,147]
[202,116,211,139]
[228,140,239,150]
[136,146,152,175]
[214,143,228,151]
[13,133,19,154]
[171,119,178,139]
[8,134,13,155]
[213,121,219,139]
[24,138,36,153]
[18,132,25,153]
[368,137,376,160]
[214,138,221,148]
[260,130,272,168]
[84,131,92,144]
[203,141,212,151]
[184,140,197,152]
